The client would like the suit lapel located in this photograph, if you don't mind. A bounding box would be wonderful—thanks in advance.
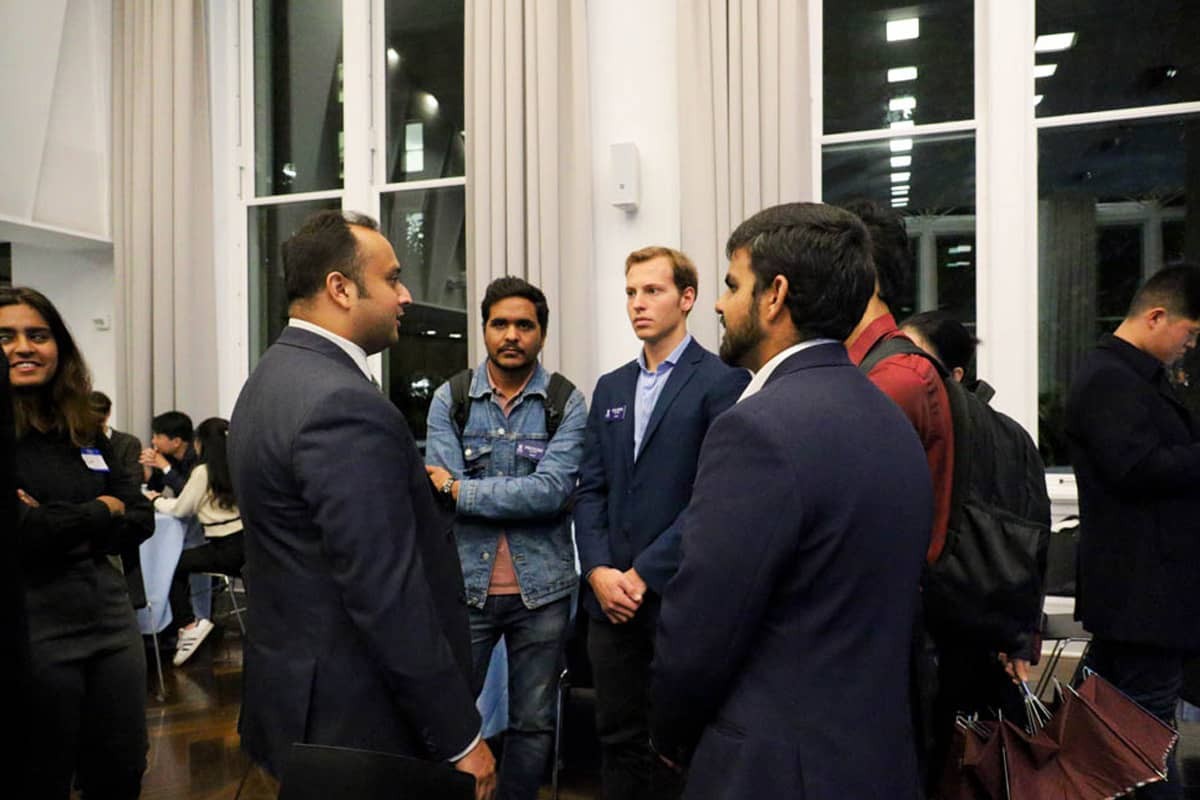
[614,362,639,476]
[637,343,702,459]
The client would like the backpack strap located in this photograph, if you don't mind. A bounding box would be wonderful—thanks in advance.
[448,368,473,436]
[859,334,950,380]
[858,333,971,548]
[544,372,577,439]
[448,368,575,439]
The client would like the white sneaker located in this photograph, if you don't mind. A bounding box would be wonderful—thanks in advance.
[173,618,215,666]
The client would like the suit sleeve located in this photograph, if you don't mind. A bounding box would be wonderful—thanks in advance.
[650,406,799,762]
[295,387,480,760]
[632,366,751,592]
[1072,366,1200,496]
[573,380,613,574]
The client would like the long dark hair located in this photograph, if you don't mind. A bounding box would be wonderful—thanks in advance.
[0,287,100,446]
[195,417,237,510]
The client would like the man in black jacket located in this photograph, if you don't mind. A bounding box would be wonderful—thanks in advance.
[1066,263,1200,800]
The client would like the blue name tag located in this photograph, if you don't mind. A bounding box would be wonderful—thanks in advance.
[80,447,110,472]
[605,405,627,422]
[516,441,547,462]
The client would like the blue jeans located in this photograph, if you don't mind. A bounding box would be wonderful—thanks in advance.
[1081,639,1185,800]
[470,595,570,800]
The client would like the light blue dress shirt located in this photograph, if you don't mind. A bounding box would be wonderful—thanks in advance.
[634,333,692,458]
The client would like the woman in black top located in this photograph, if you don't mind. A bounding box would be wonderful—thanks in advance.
[2,287,154,798]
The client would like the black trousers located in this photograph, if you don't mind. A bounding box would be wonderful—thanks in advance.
[927,636,1024,796]
[26,626,148,798]
[168,531,244,629]
[586,595,684,800]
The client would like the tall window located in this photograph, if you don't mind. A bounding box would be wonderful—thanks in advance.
[248,0,345,364]
[241,0,468,441]
[822,0,977,326]
[1034,0,1200,464]
[379,0,467,441]
[822,0,1200,468]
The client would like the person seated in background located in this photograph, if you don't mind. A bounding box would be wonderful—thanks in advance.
[89,391,142,482]
[899,310,979,383]
[146,417,244,666]
[140,410,196,495]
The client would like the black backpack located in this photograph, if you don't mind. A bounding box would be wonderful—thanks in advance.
[447,369,576,438]
[861,336,1051,651]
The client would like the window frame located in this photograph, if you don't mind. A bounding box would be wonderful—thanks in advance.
[812,0,1200,507]
[225,0,469,389]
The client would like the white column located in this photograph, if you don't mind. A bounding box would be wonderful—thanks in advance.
[975,0,1038,433]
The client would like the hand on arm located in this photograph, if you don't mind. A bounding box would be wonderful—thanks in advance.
[425,465,459,502]
[96,495,126,516]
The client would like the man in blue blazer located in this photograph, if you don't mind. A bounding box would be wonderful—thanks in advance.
[229,211,495,798]
[574,246,749,800]
[650,203,931,800]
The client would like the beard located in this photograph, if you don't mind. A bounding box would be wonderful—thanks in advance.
[718,304,764,368]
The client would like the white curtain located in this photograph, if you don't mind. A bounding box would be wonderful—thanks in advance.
[677,0,813,348]
[465,0,595,390]
[112,0,216,438]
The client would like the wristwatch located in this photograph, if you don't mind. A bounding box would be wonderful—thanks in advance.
[440,476,455,496]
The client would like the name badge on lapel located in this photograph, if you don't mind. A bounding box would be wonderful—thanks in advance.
[604,405,627,422]
[80,447,110,472]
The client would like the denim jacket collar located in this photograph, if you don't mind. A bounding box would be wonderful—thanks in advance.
[468,360,551,402]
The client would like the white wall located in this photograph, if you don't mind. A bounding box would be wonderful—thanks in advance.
[0,0,111,239]
[11,244,120,422]
[586,0,684,376]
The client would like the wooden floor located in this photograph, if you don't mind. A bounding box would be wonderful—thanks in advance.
[139,627,278,800]
[138,631,1200,799]
[136,625,600,800]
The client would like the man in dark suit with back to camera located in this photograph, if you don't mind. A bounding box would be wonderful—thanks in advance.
[650,203,932,800]
[574,245,749,800]
[1067,263,1200,800]
[228,210,495,799]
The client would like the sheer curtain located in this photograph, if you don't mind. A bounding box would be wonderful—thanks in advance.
[677,0,814,349]
[465,0,594,389]
[112,0,216,437]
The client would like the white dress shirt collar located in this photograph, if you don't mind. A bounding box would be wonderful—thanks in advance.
[288,318,374,383]
[737,338,839,402]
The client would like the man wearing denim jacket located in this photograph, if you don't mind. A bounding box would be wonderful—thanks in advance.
[426,277,586,800]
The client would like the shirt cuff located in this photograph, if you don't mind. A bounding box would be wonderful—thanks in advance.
[162,465,171,474]
[449,731,482,763]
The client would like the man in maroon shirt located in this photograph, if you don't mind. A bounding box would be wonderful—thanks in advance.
[843,201,953,563]
[843,201,1027,794]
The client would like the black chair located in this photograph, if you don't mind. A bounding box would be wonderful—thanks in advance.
[552,595,594,800]
[278,743,474,800]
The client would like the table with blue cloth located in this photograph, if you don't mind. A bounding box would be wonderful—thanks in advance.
[136,512,212,635]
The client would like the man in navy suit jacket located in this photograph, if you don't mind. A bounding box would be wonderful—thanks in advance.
[228,211,495,798]
[574,246,748,800]
[650,203,931,800]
